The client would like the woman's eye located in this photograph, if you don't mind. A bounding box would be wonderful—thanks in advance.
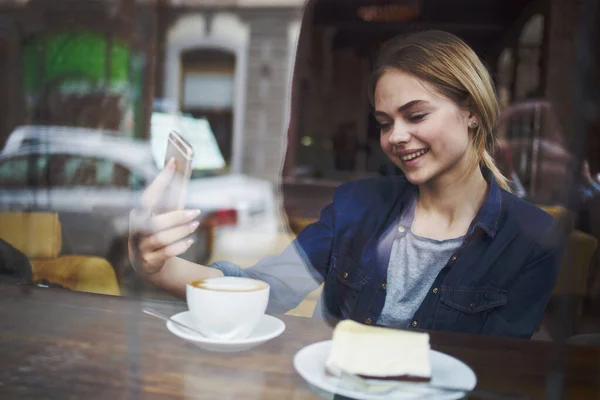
[409,114,427,122]
[377,122,392,131]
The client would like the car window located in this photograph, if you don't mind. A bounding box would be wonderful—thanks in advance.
[113,162,146,189]
[96,159,114,186]
[46,154,146,189]
[0,155,48,188]
[128,171,146,190]
[61,157,98,187]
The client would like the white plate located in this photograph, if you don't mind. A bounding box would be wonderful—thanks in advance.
[167,311,285,353]
[293,340,476,400]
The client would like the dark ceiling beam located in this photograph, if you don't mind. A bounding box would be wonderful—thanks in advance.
[337,31,503,59]
[320,21,506,33]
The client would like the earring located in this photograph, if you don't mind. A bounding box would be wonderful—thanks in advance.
[471,121,478,128]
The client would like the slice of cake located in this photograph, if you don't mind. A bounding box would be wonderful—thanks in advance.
[325,320,431,382]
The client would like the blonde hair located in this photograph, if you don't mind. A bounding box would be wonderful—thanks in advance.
[368,30,511,192]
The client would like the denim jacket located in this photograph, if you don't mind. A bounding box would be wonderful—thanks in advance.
[212,168,565,338]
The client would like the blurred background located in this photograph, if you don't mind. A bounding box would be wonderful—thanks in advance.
[0,0,598,342]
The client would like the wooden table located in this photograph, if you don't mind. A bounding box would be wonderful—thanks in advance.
[0,285,599,399]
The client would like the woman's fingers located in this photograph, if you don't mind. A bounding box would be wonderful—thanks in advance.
[139,219,200,254]
[141,158,176,210]
[151,209,201,232]
[141,237,195,273]
[129,164,202,278]
[130,208,200,236]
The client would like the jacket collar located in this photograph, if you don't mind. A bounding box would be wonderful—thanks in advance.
[399,166,503,239]
[467,166,503,238]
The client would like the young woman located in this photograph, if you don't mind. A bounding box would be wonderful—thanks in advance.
[129,30,564,339]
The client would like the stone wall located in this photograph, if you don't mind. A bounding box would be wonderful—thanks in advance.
[240,8,302,182]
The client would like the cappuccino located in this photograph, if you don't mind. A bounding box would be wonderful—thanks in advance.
[190,278,268,292]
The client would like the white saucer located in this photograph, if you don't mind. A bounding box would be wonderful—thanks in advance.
[166,311,285,353]
[293,340,477,400]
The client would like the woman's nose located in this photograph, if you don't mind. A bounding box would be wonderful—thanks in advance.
[388,124,411,145]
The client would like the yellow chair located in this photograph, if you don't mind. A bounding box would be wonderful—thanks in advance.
[539,206,598,297]
[289,217,318,236]
[0,212,120,296]
[286,285,323,318]
[554,230,598,296]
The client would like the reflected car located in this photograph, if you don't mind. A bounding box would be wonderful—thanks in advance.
[496,100,573,205]
[0,125,279,279]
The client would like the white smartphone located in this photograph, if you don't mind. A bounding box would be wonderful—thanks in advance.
[159,131,194,213]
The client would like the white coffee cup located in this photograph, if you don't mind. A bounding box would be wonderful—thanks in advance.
[186,277,270,340]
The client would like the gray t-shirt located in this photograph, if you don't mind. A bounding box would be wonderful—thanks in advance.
[378,197,464,328]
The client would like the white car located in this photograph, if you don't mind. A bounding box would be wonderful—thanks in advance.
[0,125,278,273]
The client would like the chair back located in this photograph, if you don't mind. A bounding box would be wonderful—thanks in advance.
[0,212,62,259]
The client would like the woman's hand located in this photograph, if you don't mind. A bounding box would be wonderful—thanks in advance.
[128,159,201,280]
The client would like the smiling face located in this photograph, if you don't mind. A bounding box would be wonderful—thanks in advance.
[375,68,478,187]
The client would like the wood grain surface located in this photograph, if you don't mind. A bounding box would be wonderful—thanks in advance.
[0,285,598,399]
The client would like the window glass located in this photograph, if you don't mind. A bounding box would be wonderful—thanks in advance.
[182,73,234,109]
[180,49,235,164]
[46,155,107,187]
[45,154,147,189]
[0,155,48,188]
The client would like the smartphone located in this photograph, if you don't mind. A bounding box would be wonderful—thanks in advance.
[159,131,194,212]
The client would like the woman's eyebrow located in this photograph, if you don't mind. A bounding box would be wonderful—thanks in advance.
[396,100,428,112]
[375,100,429,118]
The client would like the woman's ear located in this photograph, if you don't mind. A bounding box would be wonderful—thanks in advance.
[466,106,479,126]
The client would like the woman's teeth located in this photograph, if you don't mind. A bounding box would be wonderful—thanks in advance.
[401,149,429,161]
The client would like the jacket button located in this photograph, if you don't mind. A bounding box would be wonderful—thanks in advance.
[432,288,439,294]
[382,283,387,290]
[470,303,477,310]
[343,272,348,279]
[398,226,406,233]
[451,255,457,262]
[365,318,372,325]
[411,320,418,328]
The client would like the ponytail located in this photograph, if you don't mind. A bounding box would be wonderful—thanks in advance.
[481,150,512,192]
